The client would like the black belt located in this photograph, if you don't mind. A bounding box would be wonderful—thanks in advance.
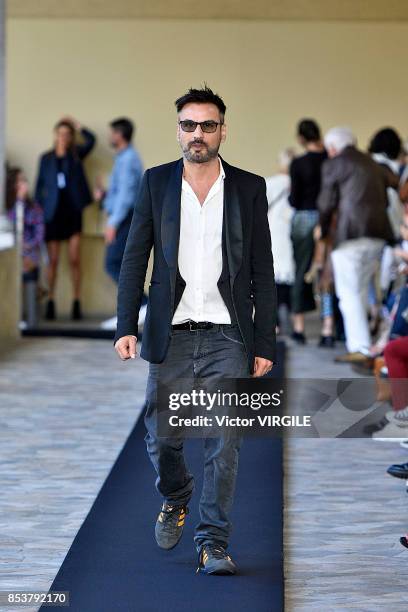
[172,320,217,331]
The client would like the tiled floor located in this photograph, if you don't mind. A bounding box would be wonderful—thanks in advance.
[1,317,407,611]
[284,316,408,612]
[0,337,148,611]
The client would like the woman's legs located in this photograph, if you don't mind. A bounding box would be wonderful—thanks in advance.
[291,211,318,335]
[68,232,81,300]
[320,292,334,337]
[46,240,60,299]
[292,313,305,334]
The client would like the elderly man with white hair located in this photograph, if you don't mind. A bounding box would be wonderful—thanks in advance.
[317,127,397,363]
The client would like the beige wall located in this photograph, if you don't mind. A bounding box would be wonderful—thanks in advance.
[6,18,408,315]
[8,0,408,21]
[0,246,19,341]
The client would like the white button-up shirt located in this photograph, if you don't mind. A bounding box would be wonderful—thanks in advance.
[172,158,231,324]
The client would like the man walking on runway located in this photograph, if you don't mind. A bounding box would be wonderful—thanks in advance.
[114,86,276,575]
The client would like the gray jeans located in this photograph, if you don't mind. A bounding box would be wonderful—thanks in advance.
[143,323,250,551]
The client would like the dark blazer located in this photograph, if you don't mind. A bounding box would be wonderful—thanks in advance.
[114,157,277,373]
[318,146,396,247]
[35,128,96,223]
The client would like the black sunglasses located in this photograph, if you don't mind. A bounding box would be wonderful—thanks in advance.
[178,120,223,133]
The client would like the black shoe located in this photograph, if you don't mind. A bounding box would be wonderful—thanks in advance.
[363,417,388,435]
[387,462,408,479]
[71,299,82,321]
[155,502,188,550]
[318,335,335,348]
[196,543,237,575]
[401,535,408,549]
[45,299,56,320]
[291,331,306,345]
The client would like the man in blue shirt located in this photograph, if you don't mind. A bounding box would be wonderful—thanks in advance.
[95,117,144,284]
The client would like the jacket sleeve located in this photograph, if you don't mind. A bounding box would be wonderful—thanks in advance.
[34,156,45,207]
[76,128,96,160]
[113,170,153,345]
[381,165,399,191]
[251,178,277,362]
[318,159,339,238]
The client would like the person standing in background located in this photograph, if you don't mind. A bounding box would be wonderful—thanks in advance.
[289,119,334,346]
[368,128,403,330]
[6,167,45,326]
[94,117,144,285]
[369,128,404,240]
[265,148,296,333]
[35,116,96,321]
[318,127,396,363]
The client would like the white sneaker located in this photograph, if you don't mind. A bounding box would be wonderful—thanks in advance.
[372,421,408,441]
[393,406,408,421]
[385,406,408,424]
[101,316,117,330]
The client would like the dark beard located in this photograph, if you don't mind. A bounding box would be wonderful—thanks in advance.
[183,140,220,164]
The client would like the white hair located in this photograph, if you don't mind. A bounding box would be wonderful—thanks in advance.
[324,127,356,153]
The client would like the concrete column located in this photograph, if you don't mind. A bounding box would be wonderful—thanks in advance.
[0,0,7,227]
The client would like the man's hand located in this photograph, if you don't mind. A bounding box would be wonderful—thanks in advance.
[94,187,105,202]
[94,175,105,203]
[252,357,273,378]
[394,247,408,262]
[313,224,322,241]
[105,225,117,245]
[115,335,137,360]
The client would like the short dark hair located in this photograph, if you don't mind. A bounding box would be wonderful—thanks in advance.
[368,127,402,160]
[5,166,33,211]
[5,166,21,211]
[297,119,321,143]
[110,117,134,143]
[175,85,226,120]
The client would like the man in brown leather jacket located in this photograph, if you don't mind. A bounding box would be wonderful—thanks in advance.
[318,126,397,363]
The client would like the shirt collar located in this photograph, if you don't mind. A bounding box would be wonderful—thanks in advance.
[116,144,132,157]
[218,157,226,180]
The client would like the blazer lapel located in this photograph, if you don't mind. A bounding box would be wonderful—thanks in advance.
[160,156,243,293]
[222,159,243,286]
[161,158,183,271]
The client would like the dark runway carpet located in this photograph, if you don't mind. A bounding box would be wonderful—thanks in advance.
[40,343,285,612]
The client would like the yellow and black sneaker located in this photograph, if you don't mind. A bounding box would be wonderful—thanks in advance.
[196,544,237,575]
[155,502,189,550]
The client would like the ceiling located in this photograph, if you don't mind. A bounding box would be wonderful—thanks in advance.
[7,0,408,21]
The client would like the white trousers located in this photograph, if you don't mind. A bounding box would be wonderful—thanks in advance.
[331,238,385,354]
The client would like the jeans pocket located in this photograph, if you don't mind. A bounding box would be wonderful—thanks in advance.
[221,327,245,345]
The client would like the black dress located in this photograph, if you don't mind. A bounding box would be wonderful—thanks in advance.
[45,156,83,242]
